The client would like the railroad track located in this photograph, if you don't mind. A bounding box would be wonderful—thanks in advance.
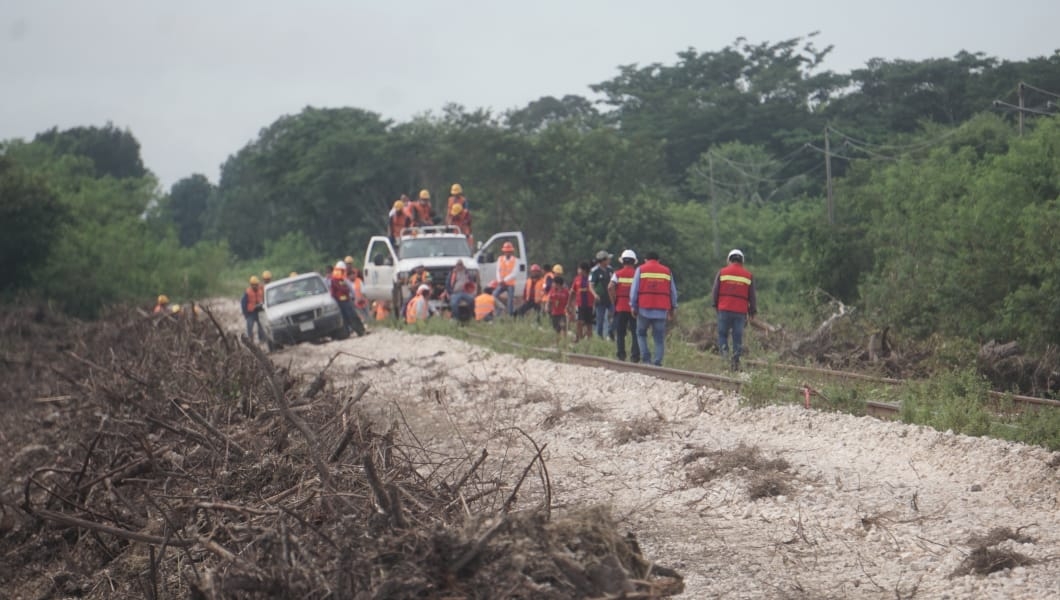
[460,331,1059,420]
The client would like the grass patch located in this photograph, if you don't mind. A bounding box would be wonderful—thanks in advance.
[899,368,993,437]
[741,368,782,408]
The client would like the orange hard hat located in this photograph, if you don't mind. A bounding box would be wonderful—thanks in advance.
[501,242,514,253]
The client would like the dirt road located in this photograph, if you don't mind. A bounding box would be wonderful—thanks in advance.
[234,306,1060,599]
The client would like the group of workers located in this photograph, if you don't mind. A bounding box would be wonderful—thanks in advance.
[388,183,472,247]
[396,244,756,370]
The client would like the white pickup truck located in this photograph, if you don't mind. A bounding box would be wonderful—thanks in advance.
[361,226,527,317]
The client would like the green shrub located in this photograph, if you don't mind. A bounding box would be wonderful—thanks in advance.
[899,368,992,437]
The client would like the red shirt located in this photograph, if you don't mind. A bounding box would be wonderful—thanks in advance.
[548,287,570,316]
[570,274,592,308]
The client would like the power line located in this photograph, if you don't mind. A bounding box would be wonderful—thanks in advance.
[1020,81,1060,100]
[826,125,961,153]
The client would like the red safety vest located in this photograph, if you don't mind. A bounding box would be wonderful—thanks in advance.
[390,212,409,239]
[716,263,753,314]
[613,266,636,313]
[636,260,673,311]
[245,286,265,312]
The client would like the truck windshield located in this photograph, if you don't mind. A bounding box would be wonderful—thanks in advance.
[266,277,328,306]
[399,238,472,260]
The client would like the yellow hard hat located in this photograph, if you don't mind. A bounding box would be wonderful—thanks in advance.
[450,183,463,195]
[288,271,298,278]
[249,275,260,285]
[418,189,430,200]
[450,203,463,216]
[157,294,169,305]
[344,255,355,266]
[551,264,564,275]
[170,304,181,314]
[394,200,404,210]
[262,270,272,280]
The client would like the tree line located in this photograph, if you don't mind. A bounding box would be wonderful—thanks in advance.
[2,35,1059,351]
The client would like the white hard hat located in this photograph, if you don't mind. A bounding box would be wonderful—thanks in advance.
[727,249,745,261]
[417,284,430,293]
[620,249,637,262]
[334,260,347,269]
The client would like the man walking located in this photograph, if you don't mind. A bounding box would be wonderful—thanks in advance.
[608,249,641,362]
[590,250,614,339]
[712,249,757,370]
[630,252,677,367]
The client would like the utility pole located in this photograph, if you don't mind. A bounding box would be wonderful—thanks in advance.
[709,152,719,261]
[1018,82,1025,137]
[824,126,834,225]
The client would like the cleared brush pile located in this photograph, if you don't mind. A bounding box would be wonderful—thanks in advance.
[0,308,682,599]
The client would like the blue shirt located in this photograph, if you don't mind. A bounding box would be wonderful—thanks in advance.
[630,264,678,319]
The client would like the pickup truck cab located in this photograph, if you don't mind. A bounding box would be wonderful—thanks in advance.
[362,227,527,318]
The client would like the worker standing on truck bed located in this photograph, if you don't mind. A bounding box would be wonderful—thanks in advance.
[413,190,433,226]
[446,183,467,226]
[389,199,411,245]
[450,203,474,249]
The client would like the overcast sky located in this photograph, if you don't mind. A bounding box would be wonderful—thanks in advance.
[3,0,1058,188]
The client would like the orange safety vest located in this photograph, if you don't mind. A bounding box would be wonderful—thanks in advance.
[390,211,410,239]
[153,304,166,314]
[716,263,753,314]
[245,286,265,312]
[446,195,466,221]
[413,200,431,224]
[406,295,428,324]
[635,260,673,311]
[613,265,636,313]
[523,276,546,303]
[497,255,517,285]
[372,300,390,321]
[451,209,472,235]
[475,293,496,320]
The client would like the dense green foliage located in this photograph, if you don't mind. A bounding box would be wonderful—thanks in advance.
[3,37,1059,355]
[0,129,226,316]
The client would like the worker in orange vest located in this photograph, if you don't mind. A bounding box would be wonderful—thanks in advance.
[514,264,546,320]
[330,261,366,336]
[475,286,498,322]
[240,276,267,343]
[405,284,433,324]
[492,241,518,316]
[712,249,757,371]
[449,203,474,249]
[412,190,433,226]
[389,199,412,244]
[372,300,391,321]
[446,183,467,226]
[153,294,170,314]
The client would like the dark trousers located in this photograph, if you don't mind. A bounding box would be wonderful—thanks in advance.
[614,311,640,362]
[339,300,365,336]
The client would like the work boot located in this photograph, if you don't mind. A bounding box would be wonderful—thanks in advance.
[730,355,740,372]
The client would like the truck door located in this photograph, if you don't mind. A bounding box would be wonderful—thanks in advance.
[474,232,528,293]
[362,237,397,302]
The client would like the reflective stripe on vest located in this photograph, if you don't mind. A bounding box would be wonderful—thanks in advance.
[717,264,752,314]
[636,261,672,311]
[614,267,636,312]
[498,255,517,284]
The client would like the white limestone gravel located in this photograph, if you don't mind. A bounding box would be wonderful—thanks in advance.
[211,302,1060,598]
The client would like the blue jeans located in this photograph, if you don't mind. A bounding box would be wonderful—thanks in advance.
[450,293,475,320]
[594,303,613,338]
[717,310,747,359]
[493,283,515,316]
[636,314,668,366]
[245,312,265,342]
